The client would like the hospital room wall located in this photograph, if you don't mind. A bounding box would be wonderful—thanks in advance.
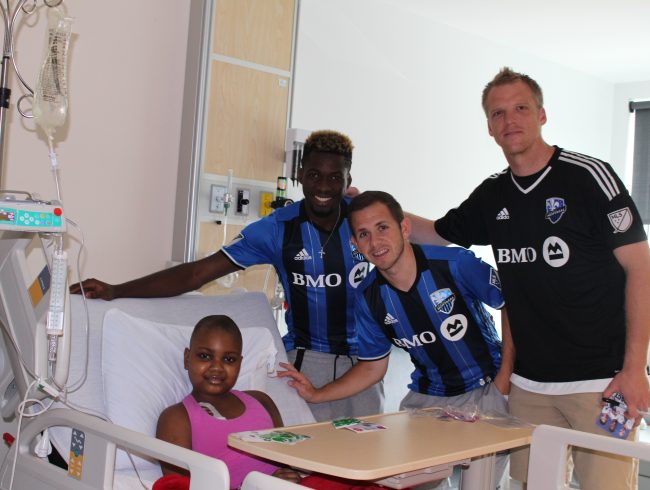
[2,0,191,282]
[1,0,642,286]
[290,0,618,239]
[289,0,644,414]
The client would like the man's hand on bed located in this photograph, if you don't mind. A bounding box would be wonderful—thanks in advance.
[69,278,116,300]
[277,362,320,403]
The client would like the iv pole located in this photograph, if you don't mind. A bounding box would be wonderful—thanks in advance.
[0,0,63,186]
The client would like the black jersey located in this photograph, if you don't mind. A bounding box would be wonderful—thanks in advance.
[436,146,647,383]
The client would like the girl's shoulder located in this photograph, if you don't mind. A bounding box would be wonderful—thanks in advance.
[158,401,189,423]
[242,390,282,426]
[241,389,273,405]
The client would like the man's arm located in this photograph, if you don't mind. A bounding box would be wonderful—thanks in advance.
[69,251,240,300]
[347,185,448,245]
[278,357,389,403]
[604,241,650,421]
[405,213,450,246]
[494,308,514,395]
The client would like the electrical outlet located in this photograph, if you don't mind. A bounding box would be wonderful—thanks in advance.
[260,191,274,217]
[236,188,250,215]
[209,185,227,213]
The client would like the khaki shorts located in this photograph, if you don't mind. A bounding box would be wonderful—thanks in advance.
[509,384,638,490]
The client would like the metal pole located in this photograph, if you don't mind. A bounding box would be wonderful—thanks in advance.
[0,26,10,187]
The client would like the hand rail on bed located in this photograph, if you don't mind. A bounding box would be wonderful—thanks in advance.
[527,424,650,490]
[6,408,229,490]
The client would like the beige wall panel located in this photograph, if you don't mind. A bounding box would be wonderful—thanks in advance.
[204,61,288,182]
[196,221,278,300]
[214,0,294,70]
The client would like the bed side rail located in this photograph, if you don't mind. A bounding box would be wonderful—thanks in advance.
[6,408,229,490]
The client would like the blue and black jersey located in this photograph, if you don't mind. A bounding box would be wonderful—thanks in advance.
[223,199,370,355]
[355,244,504,397]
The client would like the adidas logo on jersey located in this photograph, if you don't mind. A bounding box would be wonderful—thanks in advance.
[384,313,398,325]
[496,208,510,220]
[294,248,312,261]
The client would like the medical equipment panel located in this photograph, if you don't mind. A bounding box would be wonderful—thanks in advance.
[0,196,65,233]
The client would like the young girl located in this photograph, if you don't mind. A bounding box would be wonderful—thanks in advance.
[155,315,390,490]
[155,314,301,489]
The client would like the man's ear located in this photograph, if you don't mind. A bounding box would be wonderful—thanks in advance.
[401,216,412,240]
[184,348,190,370]
[539,107,547,126]
[487,120,494,137]
[346,173,353,190]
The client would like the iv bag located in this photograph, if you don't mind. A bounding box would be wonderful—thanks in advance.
[32,9,73,140]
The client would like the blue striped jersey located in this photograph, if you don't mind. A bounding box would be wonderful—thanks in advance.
[223,199,370,355]
[355,244,504,396]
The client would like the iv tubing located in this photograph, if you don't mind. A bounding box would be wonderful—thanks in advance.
[221,169,233,247]
[47,136,62,202]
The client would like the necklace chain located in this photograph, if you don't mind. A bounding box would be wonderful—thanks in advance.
[318,206,341,258]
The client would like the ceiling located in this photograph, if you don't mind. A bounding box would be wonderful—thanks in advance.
[386,0,650,84]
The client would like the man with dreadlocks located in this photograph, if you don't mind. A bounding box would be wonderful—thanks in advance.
[71,130,384,422]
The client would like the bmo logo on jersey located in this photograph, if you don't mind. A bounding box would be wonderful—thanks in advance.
[440,314,468,341]
[393,331,437,348]
[349,262,370,288]
[291,273,342,287]
[497,247,537,263]
[497,236,570,268]
[393,314,469,348]
[542,236,570,267]
[291,262,369,289]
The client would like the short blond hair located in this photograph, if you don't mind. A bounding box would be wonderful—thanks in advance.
[482,67,544,115]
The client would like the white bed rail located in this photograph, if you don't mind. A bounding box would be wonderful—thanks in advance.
[4,408,229,490]
[527,424,650,490]
[240,471,304,489]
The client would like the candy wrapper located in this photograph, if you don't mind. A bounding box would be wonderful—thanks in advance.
[237,430,311,445]
[332,417,363,429]
[344,422,387,433]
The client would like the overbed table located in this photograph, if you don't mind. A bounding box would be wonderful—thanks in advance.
[229,410,533,489]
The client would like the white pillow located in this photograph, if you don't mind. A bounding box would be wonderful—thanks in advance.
[101,308,277,472]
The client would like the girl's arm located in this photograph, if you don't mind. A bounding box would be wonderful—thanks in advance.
[156,403,192,476]
[246,390,303,483]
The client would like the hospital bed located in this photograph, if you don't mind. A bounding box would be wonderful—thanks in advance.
[527,424,650,490]
[1,291,315,489]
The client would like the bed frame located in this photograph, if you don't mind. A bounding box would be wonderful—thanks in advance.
[0,292,315,489]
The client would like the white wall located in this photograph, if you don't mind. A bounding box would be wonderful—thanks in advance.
[3,0,638,287]
[2,0,190,283]
[291,0,615,224]
[289,2,624,384]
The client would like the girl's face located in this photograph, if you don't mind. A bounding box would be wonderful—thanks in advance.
[184,327,242,401]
